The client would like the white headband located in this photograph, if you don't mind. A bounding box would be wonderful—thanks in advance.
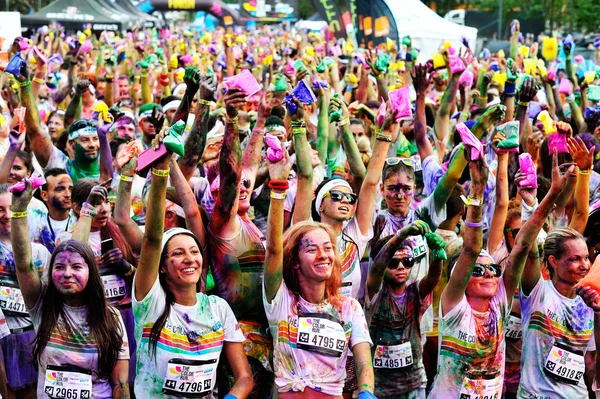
[162,100,181,113]
[69,125,97,140]
[161,227,200,255]
[315,179,353,214]
[450,249,496,277]
[206,120,224,141]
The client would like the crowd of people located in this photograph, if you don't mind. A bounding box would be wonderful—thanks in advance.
[0,17,598,399]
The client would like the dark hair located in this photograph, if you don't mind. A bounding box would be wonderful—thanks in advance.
[382,161,415,183]
[350,118,365,128]
[32,240,123,377]
[148,232,203,359]
[364,100,381,110]
[46,109,65,124]
[539,136,572,180]
[446,184,466,219]
[271,105,286,120]
[265,115,284,127]
[42,168,69,191]
[161,95,181,106]
[71,179,136,264]
[56,130,70,156]
[110,136,133,159]
[15,150,33,174]
[311,177,353,222]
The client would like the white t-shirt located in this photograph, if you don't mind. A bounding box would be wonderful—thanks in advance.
[429,280,511,398]
[0,240,51,330]
[56,230,102,257]
[264,280,372,396]
[339,217,373,299]
[518,278,596,399]
[31,284,129,399]
[133,276,244,398]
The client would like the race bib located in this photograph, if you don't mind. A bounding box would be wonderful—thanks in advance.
[100,274,126,300]
[340,281,352,298]
[410,236,427,259]
[544,343,585,385]
[373,341,413,369]
[297,313,347,357]
[0,285,28,316]
[44,365,92,399]
[162,358,218,397]
[459,374,501,399]
[505,313,522,340]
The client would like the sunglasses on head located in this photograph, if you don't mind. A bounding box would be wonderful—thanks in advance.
[385,157,416,168]
[387,256,416,269]
[472,263,502,278]
[323,190,358,205]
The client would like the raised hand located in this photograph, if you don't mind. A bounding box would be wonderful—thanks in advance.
[328,95,349,119]
[8,129,25,150]
[10,179,32,212]
[514,172,537,206]
[290,98,304,122]
[223,88,247,119]
[258,90,273,120]
[550,149,575,195]
[400,220,431,237]
[147,107,165,131]
[183,66,201,96]
[491,130,507,154]
[567,136,595,171]
[86,182,110,207]
[199,74,216,102]
[267,144,291,181]
[411,64,429,95]
[476,104,506,131]
[425,232,447,260]
[518,76,538,103]
[575,286,600,312]
[75,78,91,95]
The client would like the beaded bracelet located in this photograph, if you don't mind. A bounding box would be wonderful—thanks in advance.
[464,220,484,228]
[120,175,134,182]
[152,168,170,177]
[10,211,28,219]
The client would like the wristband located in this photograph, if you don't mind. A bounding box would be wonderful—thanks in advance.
[376,133,393,142]
[140,72,148,78]
[80,202,97,218]
[460,195,481,207]
[338,117,350,127]
[18,80,31,87]
[120,175,134,182]
[460,112,469,120]
[10,211,28,219]
[268,180,290,190]
[270,190,286,200]
[291,121,306,128]
[517,100,530,107]
[152,168,170,177]
[292,128,306,135]
[198,99,211,106]
[32,77,44,84]
[579,169,591,175]
[566,94,575,103]
[224,395,239,399]
[479,95,487,101]
[464,220,484,228]
[123,265,135,277]
[504,81,516,94]
[330,63,338,68]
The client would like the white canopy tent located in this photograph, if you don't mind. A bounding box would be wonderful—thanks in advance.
[385,0,478,62]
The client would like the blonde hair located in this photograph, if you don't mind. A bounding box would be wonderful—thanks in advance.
[282,221,343,311]
[543,228,585,278]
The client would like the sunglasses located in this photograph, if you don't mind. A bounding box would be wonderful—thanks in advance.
[70,119,97,131]
[387,256,415,269]
[323,190,358,205]
[385,157,416,168]
[472,263,502,278]
[240,178,251,189]
[504,228,520,237]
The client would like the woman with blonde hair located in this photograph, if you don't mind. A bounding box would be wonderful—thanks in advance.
[263,150,374,398]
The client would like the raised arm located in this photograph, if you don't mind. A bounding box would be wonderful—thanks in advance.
[366,221,431,300]
[177,76,215,181]
[133,148,171,301]
[316,85,330,165]
[411,64,435,161]
[567,137,594,234]
[208,89,247,239]
[0,130,25,184]
[97,117,114,182]
[171,67,201,127]
[10,183,42,309]
[434,69,461,142]
[169,158,206,249]
[114,156,143,254]
[330,97,366,181]
[17,63,54,168]
[487,131,509,255]
[264,150,291,303]
[355,106,397,235]
[241,91,269,181]
[519,151,574,296]
[71,183,110,243]
[291,102,313,224]
[440,155,487,315]
[64,78,89,128]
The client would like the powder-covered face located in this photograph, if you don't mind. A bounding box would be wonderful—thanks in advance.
[43,174,73,212]
[550,238,591,286]
[74,136,99,161]
[319,185,356,223]
[384,247,413,287]
[296,229,336,284]
[52,251,90,298]
[8,157,29,186]
[0,193,11,236]
[380,171,414,217]
[466,254,500,300]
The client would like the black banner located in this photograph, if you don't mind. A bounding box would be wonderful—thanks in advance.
[355,0,398,48]
[311,0,346,40]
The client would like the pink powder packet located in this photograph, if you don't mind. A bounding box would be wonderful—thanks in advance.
[558,78,572,95]
[518,153,538,188]
[377,101,386,127]
[458,69,474,88]
[78,40,93,55]
[9,175,45,194]
[330,45,342,56]
[33,47,47,65]
[388,87,412,120]
[548,65,557,82]
[548,132,569,154]
[574,55,585,64]
[223,70,261,96]
[449,55,465,75]
[265,133,283,162]
[13,107,26,134]
[456,122,483,161]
